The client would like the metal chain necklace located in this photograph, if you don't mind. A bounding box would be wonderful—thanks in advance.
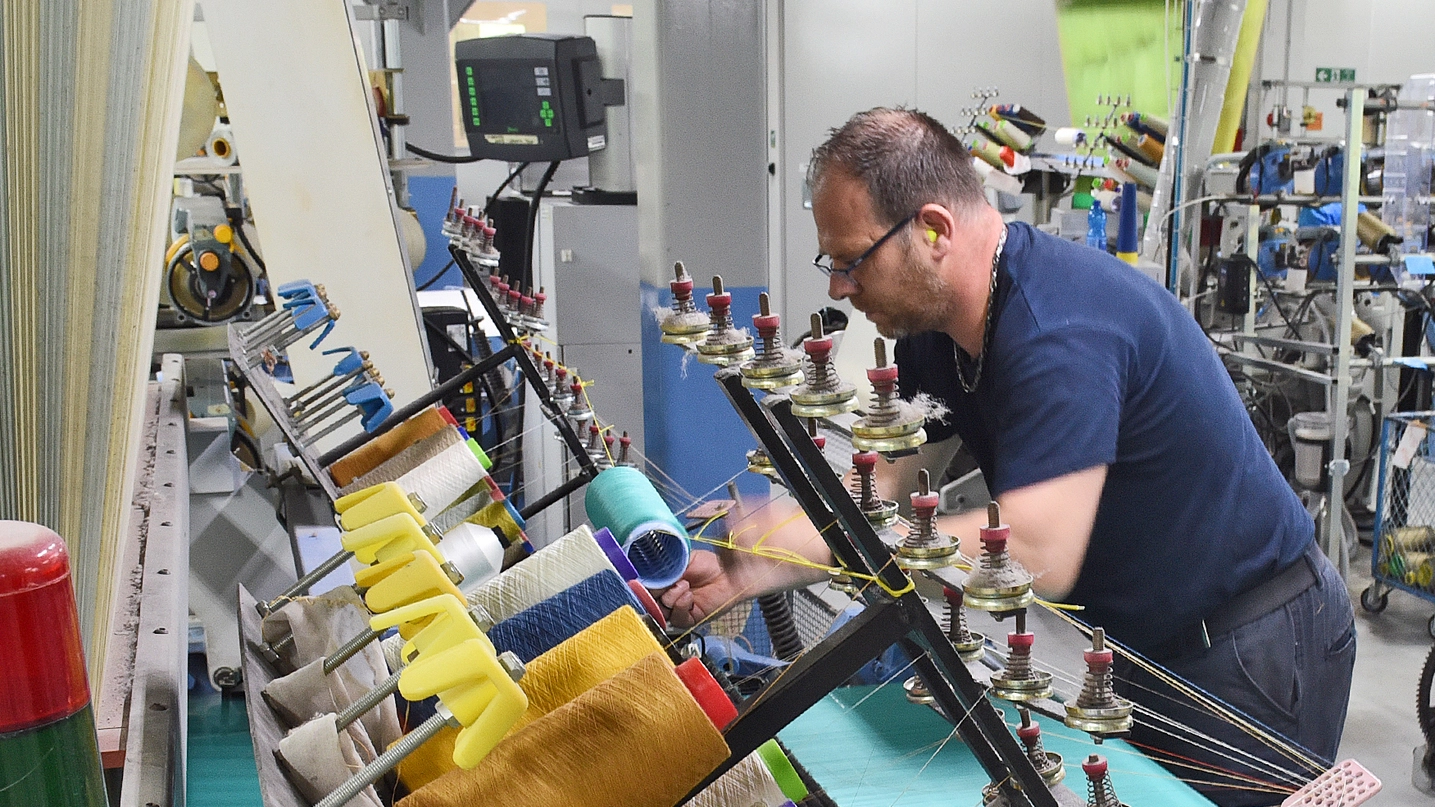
[954,226,1007,394]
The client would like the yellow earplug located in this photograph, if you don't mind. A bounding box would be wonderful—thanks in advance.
[927,229,939,244]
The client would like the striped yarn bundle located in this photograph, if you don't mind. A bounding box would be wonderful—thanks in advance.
[327,406,448,487]
[395,604,668,791]
[338,426,461,496]
[487,570,638,662]
[398,653,730,807]
[466,526,613,622]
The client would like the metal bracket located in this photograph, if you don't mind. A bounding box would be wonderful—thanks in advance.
[352,2,409,22]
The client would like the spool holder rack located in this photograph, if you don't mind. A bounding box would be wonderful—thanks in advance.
[229,245,601,520]
[679,368,1073,807]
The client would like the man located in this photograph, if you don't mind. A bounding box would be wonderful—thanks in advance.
[660,108,1355,807]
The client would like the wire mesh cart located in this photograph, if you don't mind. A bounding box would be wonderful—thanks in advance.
[1366,411,1435,637]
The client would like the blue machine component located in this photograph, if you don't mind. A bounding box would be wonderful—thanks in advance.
[1256,232,1291,279]
[703,635,788,681]
[1313,147,1345,196]
[1247,145,1293,195]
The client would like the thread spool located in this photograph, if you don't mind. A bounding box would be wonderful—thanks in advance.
[393,439,491,517]
[395,604,671,791]
[397,653,731,807]
[689,752,788,807]
[466,525,613,623]
[1116,182,1140,266]
[1115,158,1159,189]
[487,571,636,662]
[1053,127,1087,147]
[440,523,505,594]
[206,126,237,165]
[976,117,1033,152]
[328,406,450,488]
[585,467,691,588]
[970,138,1008,170]
[339,426,463,497]
[1134,134,1164,165]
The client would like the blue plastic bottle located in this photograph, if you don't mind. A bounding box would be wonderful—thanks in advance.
[1086,200,1108,253]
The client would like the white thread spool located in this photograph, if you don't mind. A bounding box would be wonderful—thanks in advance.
[1053,127,1087,147]
[395,440,489,517]
[207,126,237,165]
[689,753,789,807]
[339,427,463,497]
[441,522,505,594]
[466,525,614,623]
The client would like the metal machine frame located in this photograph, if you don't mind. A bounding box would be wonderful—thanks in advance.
[679,368,1068,807]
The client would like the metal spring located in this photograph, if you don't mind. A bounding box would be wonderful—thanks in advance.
[1077,659,1117,709]
[804,353,835,390]
[1005,642,1034,680]
[848,466,878,511]
[757,592,803,662]
[1087,773,1121,807]
[943,599,976,645]
[866,381,901,423]
[909,509,939,548]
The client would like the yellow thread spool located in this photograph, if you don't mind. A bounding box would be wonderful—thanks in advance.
[1135,134,1164,165]
[397,653,729,807]
[396,605,667,791]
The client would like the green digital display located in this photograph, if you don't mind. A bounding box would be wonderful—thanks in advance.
[464,65,480,126]
[540,100,554,128]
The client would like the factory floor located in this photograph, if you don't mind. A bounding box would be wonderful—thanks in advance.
[1340,542,1435,802]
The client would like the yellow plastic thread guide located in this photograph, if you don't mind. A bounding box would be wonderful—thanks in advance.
[400,637,528,769]
[358,550,465,615]
[340,511,443,566]
[372,592,492,665]
[336,481,424,530]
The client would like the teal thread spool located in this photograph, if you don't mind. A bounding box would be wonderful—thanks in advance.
[584,467,690,588]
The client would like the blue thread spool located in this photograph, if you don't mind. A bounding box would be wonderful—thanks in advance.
[488,570,636,661]
[585,467,690,588]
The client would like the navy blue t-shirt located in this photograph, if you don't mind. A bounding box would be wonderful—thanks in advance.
[895,221,1313,651]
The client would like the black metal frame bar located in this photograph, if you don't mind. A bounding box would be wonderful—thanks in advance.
[316,244,599,519]
[678,368,1057,807]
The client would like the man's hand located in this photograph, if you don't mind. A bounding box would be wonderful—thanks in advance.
[658,496,835,629]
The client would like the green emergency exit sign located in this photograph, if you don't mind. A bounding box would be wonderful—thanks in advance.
[1315,67,1356,83]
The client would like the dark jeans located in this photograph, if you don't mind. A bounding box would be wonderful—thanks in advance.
[1113,547,1356,807]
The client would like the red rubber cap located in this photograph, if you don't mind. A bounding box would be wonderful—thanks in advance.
[813,436,827,449]
[910,492,940,510]
[803,336,833,354]
[0,522,90,733]
[435,406,460,427]
[556,367,568,380]
[979,523,1010,544]
[534,292,547,303]
[1007,632,1034,650]
[753,314,780,331]
[670,278,694,295]
[866,365,899,383]
[706,292,732,307]
[852,451,878,471]
[1082,754,1109,778]
[674,658,737,730]
[627,580,667,630]
[1017,722,1041,741]
[943,587,963,606]
[1083,648,1113,666]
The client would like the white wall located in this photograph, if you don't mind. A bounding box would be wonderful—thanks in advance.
[1255,0,1435,139]
[773,0,1070,330]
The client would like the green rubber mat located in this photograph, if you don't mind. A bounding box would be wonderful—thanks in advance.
[188,692,263,807]
[780,683,1214,806]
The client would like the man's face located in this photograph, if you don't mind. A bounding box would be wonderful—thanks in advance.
[812,172,954,339]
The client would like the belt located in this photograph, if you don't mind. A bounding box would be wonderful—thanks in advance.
[1148,542,1321,661]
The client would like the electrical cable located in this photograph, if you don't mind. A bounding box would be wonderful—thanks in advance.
[403,142,484,163]
[483,161,530,217]
[522,161,561,289]
[415,259,455,292]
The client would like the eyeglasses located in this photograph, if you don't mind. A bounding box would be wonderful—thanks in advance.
[812,212,917,280]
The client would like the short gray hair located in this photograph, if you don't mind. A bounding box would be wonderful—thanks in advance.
[808,107,986,226]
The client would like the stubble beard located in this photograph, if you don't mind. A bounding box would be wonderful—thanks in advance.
[866,254,955,340]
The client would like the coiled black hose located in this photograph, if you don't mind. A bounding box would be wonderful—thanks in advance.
[758,592,804,662]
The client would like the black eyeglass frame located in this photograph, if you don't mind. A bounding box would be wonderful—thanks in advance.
[812,212,918,280]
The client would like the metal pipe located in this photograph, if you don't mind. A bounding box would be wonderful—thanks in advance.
[1327,88,1364,580]
[334,668,403,732]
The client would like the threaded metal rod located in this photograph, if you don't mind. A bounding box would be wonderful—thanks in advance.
[317,709,453,807]
[259,550,355,616]
[323,628,383,677]
[334,668,403,732]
